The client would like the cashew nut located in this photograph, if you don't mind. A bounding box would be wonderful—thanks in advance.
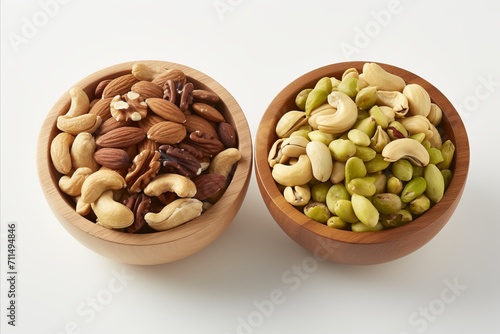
[58,167,93,196]
[381,138,430,167]
[75,196,91,216]
[275,110,308,138]
[341,67,359,80]
[131,62,168,81]
[208,148,242,179]
[143,173,197,198]
[80,170,127,204]
[281,136,309,159]
[57,113,102,135]
[315,91,358,135]
[283,185,311,206]
[427,103,443,126]
[56,87,101,135]
[428,124,443,149]
[91,190,134,229]
[375,91,409,117]
[362,63,406,92]
[268,138,285,168]
[71,132,100,172]
[400,115,434,140]
[50,132,75,174]
[308,104,336,130]
[67,87,90,117]
[145,198,203,231]
[403,83,431,117]
[306,140,332,182]
[272,154,313,186]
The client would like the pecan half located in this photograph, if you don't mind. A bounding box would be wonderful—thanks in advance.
[179,82,194,112]
[125,149,161,193]
[123,193,151,233]
[163,79,179,105]
[187,131,225,157]
[159,145,201,178]
[163,80,194,112]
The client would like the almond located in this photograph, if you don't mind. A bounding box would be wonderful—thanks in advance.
[217,122,237,148]
[95,79,112,98]
[102,74,139,98]
[191,102,226,123]
[131,81,164,99]
[138,114,165,132]
[147,121,186,145]
[192,173,226,201]
[192,89,220,104]
[89,97,113,122]
[184,114,219,139]
[96,126,145,148]
[151,69,186,87]
[146,98,186,123]
[94,148,130,169]
[95,117,132,135]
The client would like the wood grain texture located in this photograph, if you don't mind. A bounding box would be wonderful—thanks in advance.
[255,61,470,265]
[37,60,252,265]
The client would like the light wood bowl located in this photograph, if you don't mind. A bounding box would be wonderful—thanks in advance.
[255,61,469,265]
[37,60,252,265]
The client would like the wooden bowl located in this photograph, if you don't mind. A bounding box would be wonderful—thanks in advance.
[37,60,252,265]
[255,61,470,265]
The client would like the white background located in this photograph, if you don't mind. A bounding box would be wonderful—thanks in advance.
[1,0,499,333]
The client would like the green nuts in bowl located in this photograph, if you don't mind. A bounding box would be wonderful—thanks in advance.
[255,61,470,264]
[266,62,455,232]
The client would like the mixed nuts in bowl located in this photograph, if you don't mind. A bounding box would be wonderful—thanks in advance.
[37,60,252,265]
[255,61,469,264]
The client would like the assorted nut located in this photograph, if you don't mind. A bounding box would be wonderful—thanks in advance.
[269,63,456,232]
[49,63,241,233]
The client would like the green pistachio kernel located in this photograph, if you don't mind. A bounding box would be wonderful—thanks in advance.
[311,182,331,203]
[401,177,427,203]
[345,156,367,184]
[329,139,357,162]
[355,86,378,110]
[325,184,350,215]
[304,202,331,224]
[364,154,391,173]
[334,199,359,223]
[409,194,431,215]
[437,140,455,170]
[327,216,348,230]
[305,89,328,116]
[351,194,379,227]
[424,164,445,203]
[337,77,358,98]
[441,169,453,189]
[351,221,384,232]
[387,176,403,195]
[347,177,377,197]
[355,145,377,162]
[372,193,403,214]
[427,147,444,165]
[295,88,312,110]
[392,159,413,181]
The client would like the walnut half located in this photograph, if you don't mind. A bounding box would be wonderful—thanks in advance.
[110,91,148,122]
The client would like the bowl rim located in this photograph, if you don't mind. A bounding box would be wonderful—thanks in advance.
[255,61,470,245]
[37,60,253,247]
